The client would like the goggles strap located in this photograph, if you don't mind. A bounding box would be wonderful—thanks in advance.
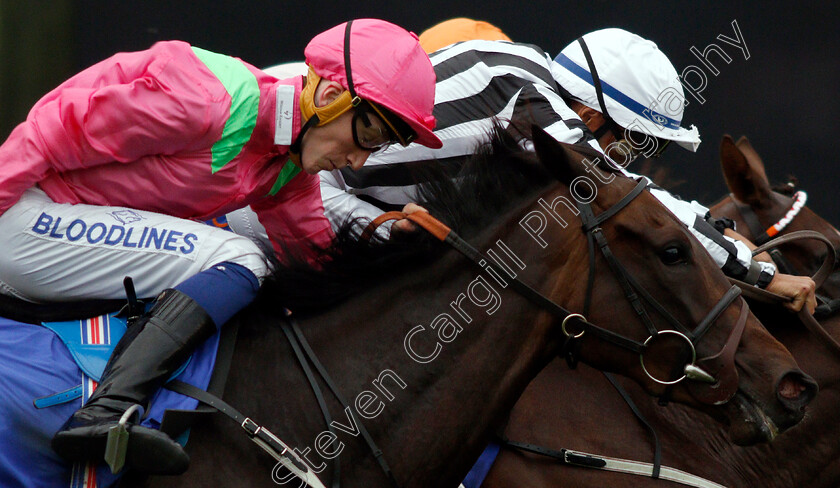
[577,37,619,133]
[342,20,413,146]
[344,20,358,100]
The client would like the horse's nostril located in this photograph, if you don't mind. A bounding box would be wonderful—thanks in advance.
[778,375,806,399]
[777,371,818,408]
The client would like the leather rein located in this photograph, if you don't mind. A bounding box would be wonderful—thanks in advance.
[500,196,840,488]
[476,190,839,488]
[727,191,840,357]
[366,179,749,405]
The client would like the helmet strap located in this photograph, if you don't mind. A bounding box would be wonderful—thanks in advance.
[592,118,623,141]
[592,120,613,140]
[288,115,318,167]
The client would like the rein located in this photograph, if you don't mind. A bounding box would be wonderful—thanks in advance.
[491,192,837,488]
[165,311,397,488]
[730,191,837,305]
[364,209,645,355]
[728,230,840,359]
[365,179,746,404]
[728,189,840,352]
[519,230,840,488]
[576,190,746,400]
[278,314,400,488]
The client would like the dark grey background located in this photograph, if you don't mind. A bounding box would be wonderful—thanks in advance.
[2,1,838,222]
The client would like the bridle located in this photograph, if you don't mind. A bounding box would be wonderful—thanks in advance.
[725,190,840,357]
[730,190,840,309]
[574,180,746,404]
[493,187,837,488]
[731,190,812,277]
[366,178,749,405]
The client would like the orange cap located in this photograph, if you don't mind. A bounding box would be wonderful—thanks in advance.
[418,18,511,53]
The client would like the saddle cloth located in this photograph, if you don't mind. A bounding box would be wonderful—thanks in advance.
[35,313,194,407]
[0,314,221,488]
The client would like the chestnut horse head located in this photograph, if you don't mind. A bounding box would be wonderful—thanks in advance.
[120,128,814,487]
[524,128,813,445]
[712,134,840,299]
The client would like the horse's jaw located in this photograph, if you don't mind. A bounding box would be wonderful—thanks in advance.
[726,391,781,445]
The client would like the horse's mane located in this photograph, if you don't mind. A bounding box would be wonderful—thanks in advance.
[257,125,605,314]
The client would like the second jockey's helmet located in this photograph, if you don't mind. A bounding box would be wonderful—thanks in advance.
[551,28,701,152]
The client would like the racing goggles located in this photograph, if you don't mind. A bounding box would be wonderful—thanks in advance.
[342,20,417,152]
[616,126,671,161]
[350,98,416,152]
[600,119,670,163]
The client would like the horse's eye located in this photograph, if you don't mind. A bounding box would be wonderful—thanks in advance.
[660,245,688,265]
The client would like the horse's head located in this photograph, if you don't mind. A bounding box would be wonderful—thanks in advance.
[712,134,840,297]
[528,127,814,445]
[711,134,840,391]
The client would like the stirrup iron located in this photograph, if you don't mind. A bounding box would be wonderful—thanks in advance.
[104,404,142,474]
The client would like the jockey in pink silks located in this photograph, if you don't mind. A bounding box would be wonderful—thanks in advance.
[0,19,441,475]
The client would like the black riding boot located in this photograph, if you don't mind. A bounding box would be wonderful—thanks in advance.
[52,289,216,474]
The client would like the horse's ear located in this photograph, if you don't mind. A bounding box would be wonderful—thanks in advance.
[720,134,771,205]
[531,124,578,186]
[734,136,769,181]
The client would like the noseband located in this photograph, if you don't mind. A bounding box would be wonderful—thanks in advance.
[574,179,747,404]
[365,178,747,405]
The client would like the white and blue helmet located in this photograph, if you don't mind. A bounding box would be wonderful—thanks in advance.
[551,28,701,152]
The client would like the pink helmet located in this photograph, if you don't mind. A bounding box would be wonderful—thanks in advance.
[305,19,442,149]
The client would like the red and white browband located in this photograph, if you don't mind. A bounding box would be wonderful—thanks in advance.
[765,191,807,238]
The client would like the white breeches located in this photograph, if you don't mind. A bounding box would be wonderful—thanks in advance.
[0,188,269,302]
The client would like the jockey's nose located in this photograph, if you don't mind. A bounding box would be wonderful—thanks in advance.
[347,150,370,171]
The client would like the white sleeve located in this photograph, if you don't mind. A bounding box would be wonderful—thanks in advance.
[647,185,776,286]
[320,170,392,239]
[261,62,308,79]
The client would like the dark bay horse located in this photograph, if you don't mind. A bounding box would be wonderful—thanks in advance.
[482,135,840,488]
[108,129,815,487]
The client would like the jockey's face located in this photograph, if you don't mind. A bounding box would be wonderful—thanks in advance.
[299,108,373,174]
[299,81,380,175]
[584,109,670,167]
[601,123,671,167]
[575,103,670,167]
[588,113,636,164]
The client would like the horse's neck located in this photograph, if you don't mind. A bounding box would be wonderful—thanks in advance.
[242,218,578,486]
